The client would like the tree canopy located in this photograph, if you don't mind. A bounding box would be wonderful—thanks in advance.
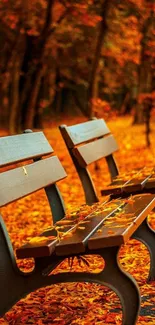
[0,0,154,132]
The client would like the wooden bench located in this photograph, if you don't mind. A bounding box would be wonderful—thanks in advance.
[59,119,155,201]
[59,119,155,282]
[0,131,155,325]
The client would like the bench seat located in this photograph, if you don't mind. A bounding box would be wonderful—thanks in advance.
[101,167,155,196]
[0,129,155,324]
[59,120,155,203]
[16,194,155,258]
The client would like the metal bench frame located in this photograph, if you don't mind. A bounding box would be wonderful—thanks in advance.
[59,120,155,282]
[0,129,154,325]
[0,216,140,324]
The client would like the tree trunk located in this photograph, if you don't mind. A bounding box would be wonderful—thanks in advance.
[133,9,154,124]
[24,64,44,129]
[8,33,25,134]
[86,0,110,118]
[18,0,54,130]
[9,59,20,134]
[18,0,69,130]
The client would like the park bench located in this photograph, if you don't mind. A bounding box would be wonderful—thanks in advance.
[59,119,155,282]
[0,131,155,325]
[59,118,155,202]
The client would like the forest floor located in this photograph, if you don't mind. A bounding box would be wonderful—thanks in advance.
[0,115,155,324]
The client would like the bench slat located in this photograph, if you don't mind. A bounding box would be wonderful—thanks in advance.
[122,175,152,193]
[0,132,53,167]
[55,200,124,256]
[16,193,155,259]
[16,197,112,258]
[145,180,155,189]
[73,135,118,167]
[16,224,78,259]
[101,168,154,196]
[88,194,155,249]
[60,119,110,148]
[0,156,67,207]
[101,175,152,195]
[144,171,155,189]
[16,235,58,258]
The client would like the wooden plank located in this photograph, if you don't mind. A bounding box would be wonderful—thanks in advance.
[59,119,111,148]
[101,168,154,196]
[145,179,155,189]
[17,194,155,258]
[101,175,152,195]
[16,224,61,258]
[16,220,81,259]
[144,170,155,189]
[73,135,119,167]
[55,200,124,256]
[0,156,67,207]
[16,234,58,258]
[0,132,53,167]
[122,167,154,193]
[88,194,155,249]
[122,175,152,193]
[16,197,110,258]
[101,185,123,196]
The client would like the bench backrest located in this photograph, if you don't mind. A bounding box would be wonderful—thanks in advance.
[0,131,66,223]
[59,119,119,205]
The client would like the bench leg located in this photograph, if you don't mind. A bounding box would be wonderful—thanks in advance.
[97,246,140,325]
[133,218,155,281]
[1,247,140,323]
[0,216,31,316]
[33,247,140,325]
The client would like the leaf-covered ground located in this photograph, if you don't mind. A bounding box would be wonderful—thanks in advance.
[1,116,155,324]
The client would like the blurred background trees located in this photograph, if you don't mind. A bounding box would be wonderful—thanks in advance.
[0,0,154,133]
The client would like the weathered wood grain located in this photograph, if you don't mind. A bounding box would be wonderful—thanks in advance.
[0,156,67,206]
[88,194,155,249]
[59,119,110,148]
[0,132,52,167]
[73,135,118,167]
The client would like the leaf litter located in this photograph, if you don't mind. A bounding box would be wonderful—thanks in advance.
[1,116,155,324]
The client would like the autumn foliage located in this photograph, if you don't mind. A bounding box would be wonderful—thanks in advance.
[0,0,154,132]
[0,116,155,324]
